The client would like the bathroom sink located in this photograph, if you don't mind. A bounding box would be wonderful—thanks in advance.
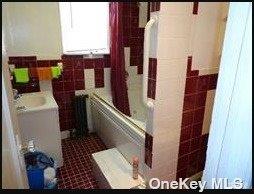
[17,96,46,108]
[15,91,58,113]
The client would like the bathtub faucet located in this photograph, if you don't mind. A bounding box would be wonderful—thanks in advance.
[13,89,21,100]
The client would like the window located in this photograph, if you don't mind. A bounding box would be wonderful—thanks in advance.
[59,2,109,55]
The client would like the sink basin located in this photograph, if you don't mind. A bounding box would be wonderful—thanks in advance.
[15,91,58,113]
[17,95,46,108]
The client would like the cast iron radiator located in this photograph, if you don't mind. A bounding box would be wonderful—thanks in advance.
[74,94,89,137]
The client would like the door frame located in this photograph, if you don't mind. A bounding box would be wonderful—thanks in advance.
[2,14,29,188]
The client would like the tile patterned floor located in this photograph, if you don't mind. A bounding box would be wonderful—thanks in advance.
[57,133,107,189]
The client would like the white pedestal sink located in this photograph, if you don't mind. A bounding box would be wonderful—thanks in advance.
[15,91,63,167]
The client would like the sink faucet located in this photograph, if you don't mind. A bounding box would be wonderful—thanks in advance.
[13,89,21,100]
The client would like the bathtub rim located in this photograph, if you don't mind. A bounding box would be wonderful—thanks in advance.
[90,93,146,141]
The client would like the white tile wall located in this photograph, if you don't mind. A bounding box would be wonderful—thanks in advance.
[156,59,186,81]
[84,69,95,89]
[139,2,148,28]
[160,3,192,15]
[39,80,52,92]
[103,68,111,96]
[191,2,224,73]
[157,38,188,60]
[144,2,192,182]
[155,78,185,101]
[124,47,130,68]
[158,15,191,38]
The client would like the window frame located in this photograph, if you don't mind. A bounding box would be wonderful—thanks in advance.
[58,2,110,55]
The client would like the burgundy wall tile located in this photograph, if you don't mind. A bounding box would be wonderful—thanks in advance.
[144,148,153,168]
[192,122,203,138]
[22,56,37,60]
[197,75,209,92]
[95,78,104,88]
[94,58,104,69]
[63,69,74,82]
[74,69,84,81]
[147,2,150,20]
[83,59,94,69]
[180,125,192,143]
[64,91,75,103]
[195,92,207,108]
[178,56,219,177]
[189,70,199,77]
[185,77,198,94]
[178,140,190,157]
[193,2,199,15]
[150,2,160,12]
[74,81,85,90]
[208,74,218,90]
[22,60,37,68]
[72,59,83,69]
[197,157,206,172]
[49,59,62,66]
[137,63,143,74]
[189,150,199,165]
[130,2,139,17]
[147,79,156,100]
[103,55,111,68]
[94,68,104,88]
[123,3,130,16]
[9,56,23,62]
[186,56,199,77]
[148,58,157,80]
[8,59,23,68]
[63,81,75,91]
[183,94,196,111]
[176,168,187,180]
[177,155,189,171]
[52,81,64,92]
[190,137,200,153]
[201,134,209,148]
[145,133,153,152]
[130,17,139,28]
[187,162,198,177]
[187,56,192,72]
[53,91,65,103]
[62,59,73,69]
[193,107,205,124]
[37,60,50,67]
[181,111,194,127]
[155,2,161,12]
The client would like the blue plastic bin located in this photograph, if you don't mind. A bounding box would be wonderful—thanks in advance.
[27,167,44,189]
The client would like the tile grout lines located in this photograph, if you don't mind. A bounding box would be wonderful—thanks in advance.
[57,133,106,189]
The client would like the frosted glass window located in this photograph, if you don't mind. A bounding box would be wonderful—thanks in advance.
[59,2,109,55]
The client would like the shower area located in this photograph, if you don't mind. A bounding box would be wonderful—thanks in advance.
[91,2,149,130]
[90,1,229,182]
[89,2,151,176]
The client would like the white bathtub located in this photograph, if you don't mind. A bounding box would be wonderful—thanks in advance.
[90,92,146,175]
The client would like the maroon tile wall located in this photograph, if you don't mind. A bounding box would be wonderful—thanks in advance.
[9,55,110,131]
[123,3,147,74]
[177,56,218,179]
[147,58,157,100]
[144,132,153,168]
[193,2,199,15]
[150,2,161,12]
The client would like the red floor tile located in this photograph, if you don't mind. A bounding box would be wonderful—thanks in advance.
[57,133,106,189]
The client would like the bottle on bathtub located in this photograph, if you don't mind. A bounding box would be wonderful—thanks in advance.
[132,156,139,180]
